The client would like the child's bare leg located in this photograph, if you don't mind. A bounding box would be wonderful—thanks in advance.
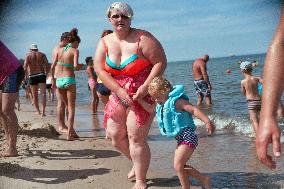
[184,165,211,189]
[249,110,259,134]
[174,145,211,189]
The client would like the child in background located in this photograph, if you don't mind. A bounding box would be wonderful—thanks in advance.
[86,56,99,114]
[137,76,215,189]
[240,61,262,133]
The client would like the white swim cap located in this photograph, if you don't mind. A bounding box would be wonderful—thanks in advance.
[106,2,134,19]
[240,61,252,71]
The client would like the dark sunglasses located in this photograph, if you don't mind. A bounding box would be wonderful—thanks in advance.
[111,14,129,20]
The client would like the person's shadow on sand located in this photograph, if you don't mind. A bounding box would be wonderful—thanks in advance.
[26,149,121,160]
[0,162,110,184]
[148,172,284,188]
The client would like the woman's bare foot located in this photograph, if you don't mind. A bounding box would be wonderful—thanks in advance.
[127,167,135,180]
[132,180,147,189]
[58,126,68,134]
[1,148,18,157]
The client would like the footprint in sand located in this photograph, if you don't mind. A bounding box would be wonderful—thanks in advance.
[36,161,45,165]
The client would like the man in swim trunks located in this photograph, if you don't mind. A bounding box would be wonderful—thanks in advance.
[240,61,262,134]
[192,54,212,106]
[24,44,49,116]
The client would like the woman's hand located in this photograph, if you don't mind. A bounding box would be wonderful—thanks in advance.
[133,84,148,100]
[116,87,133,106]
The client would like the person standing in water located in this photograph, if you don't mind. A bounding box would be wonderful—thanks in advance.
[240,61,262,134]
[192,54,212,106]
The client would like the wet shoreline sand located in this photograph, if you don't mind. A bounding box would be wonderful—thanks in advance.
[0,99,283,189]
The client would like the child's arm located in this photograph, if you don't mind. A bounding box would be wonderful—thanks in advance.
[176,99,215,135]
[136,98,156,113]
[241,80,246,96]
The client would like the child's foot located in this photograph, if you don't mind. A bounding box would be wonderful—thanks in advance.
[127,167,135,180]
[132,180,147,189]
[202,176,211,189]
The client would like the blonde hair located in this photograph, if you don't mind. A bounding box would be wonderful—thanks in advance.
[148,77,172,96]
[106,2,134,18]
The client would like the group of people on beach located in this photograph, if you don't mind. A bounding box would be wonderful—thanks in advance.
[0,2,284,189]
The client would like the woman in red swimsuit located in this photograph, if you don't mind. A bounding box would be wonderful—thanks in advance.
[94,2,167,189]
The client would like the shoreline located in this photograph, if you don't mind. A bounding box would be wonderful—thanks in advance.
[0,98,283,188]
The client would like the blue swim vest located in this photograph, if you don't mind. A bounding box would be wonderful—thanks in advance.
[156,85,196,137]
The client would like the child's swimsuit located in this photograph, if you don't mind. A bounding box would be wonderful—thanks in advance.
[102,33,154,128]
[56,44,76,89]
[88,71,97,90]
[156,85,198,149]
[193,79,210,97]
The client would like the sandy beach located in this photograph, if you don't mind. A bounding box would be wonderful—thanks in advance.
[0,98,283,189]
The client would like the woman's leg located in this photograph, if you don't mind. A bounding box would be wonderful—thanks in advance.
[66,85,78,140]
[127,110,153,189]
[106,102,131,159]
[1,92,19,157]
[56,88,68,133]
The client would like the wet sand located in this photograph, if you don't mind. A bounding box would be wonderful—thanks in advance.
[0,99,283,189]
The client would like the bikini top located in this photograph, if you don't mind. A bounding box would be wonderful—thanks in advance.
[103,33,152,76]
[57,43,74,68]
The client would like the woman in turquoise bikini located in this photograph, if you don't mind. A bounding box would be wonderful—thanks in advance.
[51,28,83,140]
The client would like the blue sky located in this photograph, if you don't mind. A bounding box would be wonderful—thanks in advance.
[0,0,281,63]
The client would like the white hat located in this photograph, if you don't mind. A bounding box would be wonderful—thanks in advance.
[240,61,252,71]
[106,2,134,18]
[30,44,38,50]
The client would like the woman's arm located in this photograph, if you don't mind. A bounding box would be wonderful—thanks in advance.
[73,49,83,70]
[50,49,58,88]
[133,31,167,100]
